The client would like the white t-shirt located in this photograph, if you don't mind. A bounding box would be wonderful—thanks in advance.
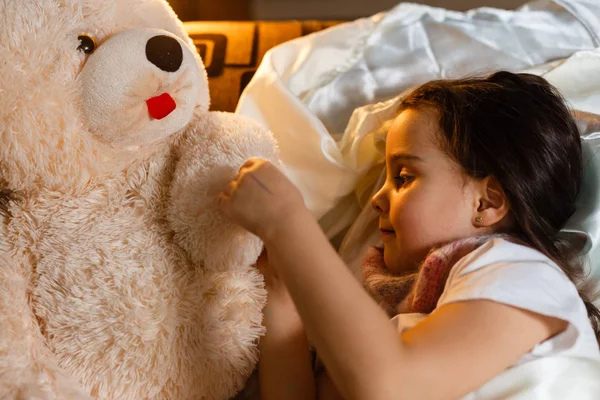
[391,238,600,365]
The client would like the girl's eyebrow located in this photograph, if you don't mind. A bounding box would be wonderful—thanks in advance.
[389,152,425,163]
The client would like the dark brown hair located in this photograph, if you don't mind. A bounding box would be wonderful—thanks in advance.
[399,71,600,340]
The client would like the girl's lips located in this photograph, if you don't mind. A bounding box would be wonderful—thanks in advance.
[380,229,396,239]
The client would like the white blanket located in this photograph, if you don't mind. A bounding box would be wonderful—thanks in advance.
[461,355,600,399]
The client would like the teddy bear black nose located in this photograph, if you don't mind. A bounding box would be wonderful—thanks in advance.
[145,35,183,73]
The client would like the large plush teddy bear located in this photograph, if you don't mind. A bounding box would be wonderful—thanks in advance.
[0,0,279,398]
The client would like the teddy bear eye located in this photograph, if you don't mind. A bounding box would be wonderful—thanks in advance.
[77,34,96,54]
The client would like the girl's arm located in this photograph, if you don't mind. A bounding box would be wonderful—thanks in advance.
[263,212,410,399]
[258,290,347,400]
[258,287,315,400]
[255,252,316,400]
[316,370,345,400]
[263,211,567,400]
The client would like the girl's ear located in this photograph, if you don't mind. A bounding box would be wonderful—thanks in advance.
[473,176,511,228]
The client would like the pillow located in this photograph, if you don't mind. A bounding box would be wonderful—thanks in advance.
[562,130,600,285]
[544,49,600,292]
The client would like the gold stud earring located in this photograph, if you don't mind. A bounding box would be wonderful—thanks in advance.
[475,216,483,223]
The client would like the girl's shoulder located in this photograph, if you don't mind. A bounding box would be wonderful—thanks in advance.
[442,236,577,304]
[438,237,600,362]
[449,237,561,277]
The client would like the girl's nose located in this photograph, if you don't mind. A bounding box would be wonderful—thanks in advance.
[370,188,389,214]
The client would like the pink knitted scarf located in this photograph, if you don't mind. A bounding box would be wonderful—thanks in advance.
[361,235,508,316]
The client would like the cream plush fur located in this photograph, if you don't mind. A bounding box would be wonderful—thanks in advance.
[0,1,279,399]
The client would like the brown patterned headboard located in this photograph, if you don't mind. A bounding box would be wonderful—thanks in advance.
[183,21,342,112]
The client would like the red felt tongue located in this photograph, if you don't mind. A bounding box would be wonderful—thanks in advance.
[146,93,176,120]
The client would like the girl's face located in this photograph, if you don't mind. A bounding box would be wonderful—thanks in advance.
[371,108,482,274]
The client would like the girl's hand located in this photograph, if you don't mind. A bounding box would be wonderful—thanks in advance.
[218,158,307,240]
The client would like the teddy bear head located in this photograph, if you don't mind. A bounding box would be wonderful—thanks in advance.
[0,0,209,192]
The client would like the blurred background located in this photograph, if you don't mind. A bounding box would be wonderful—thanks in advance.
[169,0,528,21]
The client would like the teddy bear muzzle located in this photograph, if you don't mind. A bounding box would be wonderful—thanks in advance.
[78,28,203,148]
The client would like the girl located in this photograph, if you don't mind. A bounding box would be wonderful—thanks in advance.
[219,71,600,399]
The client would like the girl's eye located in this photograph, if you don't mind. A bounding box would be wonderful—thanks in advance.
[394,174,413,187]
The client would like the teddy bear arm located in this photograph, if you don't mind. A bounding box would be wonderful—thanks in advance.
[168,111,280,270]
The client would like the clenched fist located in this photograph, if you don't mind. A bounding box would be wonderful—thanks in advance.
[218,158,307,239]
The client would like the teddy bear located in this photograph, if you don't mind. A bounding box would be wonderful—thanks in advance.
[0,0,278,399]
